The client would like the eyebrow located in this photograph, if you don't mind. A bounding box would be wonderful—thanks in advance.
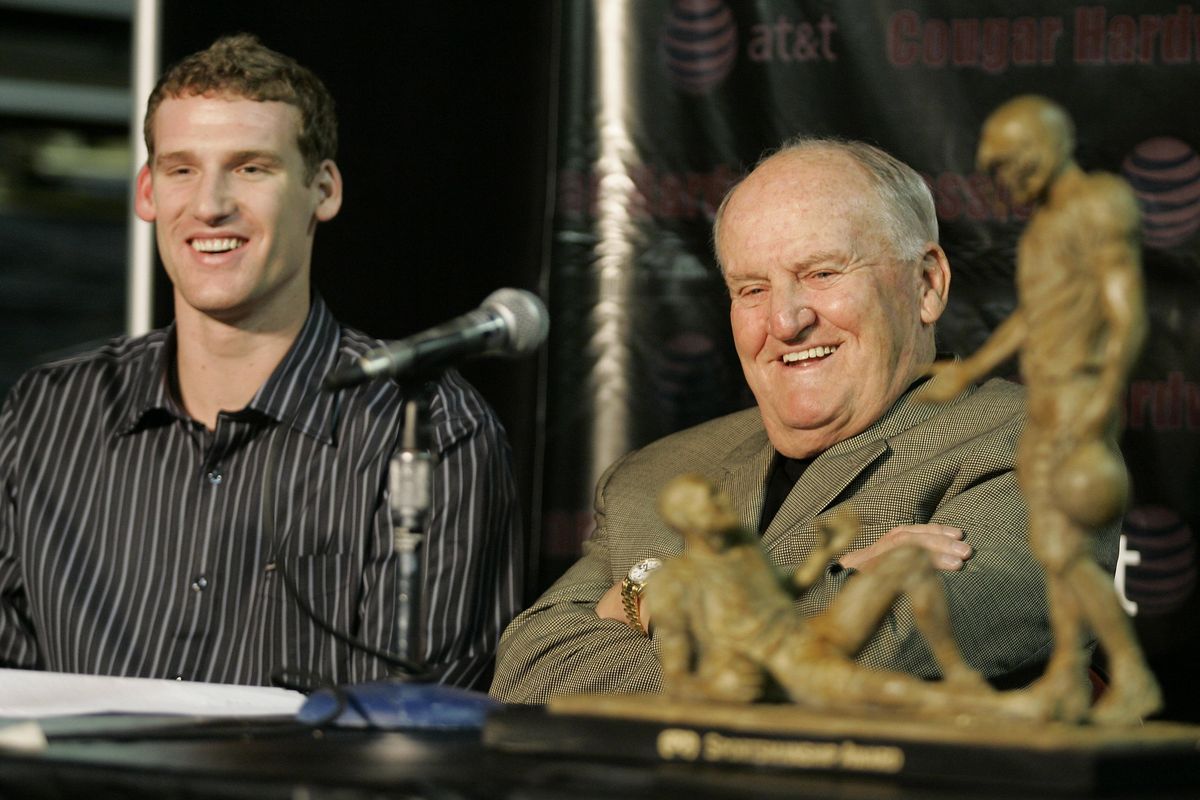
[793,250,852,269]
[154,150,286,169]
[153,152,194,170]
[723,248,861,286]
[228,150,285,167]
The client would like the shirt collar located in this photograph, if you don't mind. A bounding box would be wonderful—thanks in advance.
[246,294,340,445]
[117,328,179,435]
[118,296,341,445]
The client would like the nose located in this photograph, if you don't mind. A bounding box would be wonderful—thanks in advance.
[768,287,816,343]
[191,171,236,225]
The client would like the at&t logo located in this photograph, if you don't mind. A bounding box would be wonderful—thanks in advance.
[661,0,738,94]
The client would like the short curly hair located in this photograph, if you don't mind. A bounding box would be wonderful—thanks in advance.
[143,33,337,183]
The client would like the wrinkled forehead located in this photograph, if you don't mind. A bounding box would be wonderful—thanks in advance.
[722,150,888,259]
[732,150,879,223]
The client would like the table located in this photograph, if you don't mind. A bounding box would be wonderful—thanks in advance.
[0,712,1194,800]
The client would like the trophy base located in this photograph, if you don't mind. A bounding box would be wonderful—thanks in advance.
[483,694,1200,793]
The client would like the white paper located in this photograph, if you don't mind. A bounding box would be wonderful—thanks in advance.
[0,720,48,752]
[0,668,305,719]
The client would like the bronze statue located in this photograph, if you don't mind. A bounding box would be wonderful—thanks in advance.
[920,95,1161,724]
[647,474,995,715]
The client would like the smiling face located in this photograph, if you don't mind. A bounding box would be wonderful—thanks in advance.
[135,94,342,330]
[718,148,949,458]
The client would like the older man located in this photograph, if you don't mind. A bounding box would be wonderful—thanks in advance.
[491,138,1089,704]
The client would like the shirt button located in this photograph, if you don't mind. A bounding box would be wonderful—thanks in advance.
[191,574,209,592]
[207,468,223,486]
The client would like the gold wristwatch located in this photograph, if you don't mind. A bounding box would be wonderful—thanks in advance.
[620,557,663,634]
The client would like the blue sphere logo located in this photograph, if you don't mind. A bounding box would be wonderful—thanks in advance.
[662,0,738,94]
[1121,137,1200,249]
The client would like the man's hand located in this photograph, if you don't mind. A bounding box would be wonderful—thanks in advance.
[838,523,972,572]
[596,581,650,633]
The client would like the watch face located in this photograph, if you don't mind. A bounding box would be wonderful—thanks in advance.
[629,557,663,584]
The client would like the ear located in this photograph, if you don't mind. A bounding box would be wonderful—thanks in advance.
[312,159,343,223]
[917,243,951,325]
[134,163,156,222]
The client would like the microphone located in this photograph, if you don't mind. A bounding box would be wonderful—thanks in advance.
[323,288,549,390]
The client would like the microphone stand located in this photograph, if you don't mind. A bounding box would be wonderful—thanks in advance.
[388,381,434,673]
[297,376,500,728]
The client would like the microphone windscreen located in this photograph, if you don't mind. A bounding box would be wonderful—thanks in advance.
[482,288,549,355]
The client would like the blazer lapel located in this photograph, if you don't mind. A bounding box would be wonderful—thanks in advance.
[717,380,944,559]
[716,426,775,534]
[758,380,942,556]
[760,438,889,556]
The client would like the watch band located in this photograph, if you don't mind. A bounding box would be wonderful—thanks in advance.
[620,557,662,634]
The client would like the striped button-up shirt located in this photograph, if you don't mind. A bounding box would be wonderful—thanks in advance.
[0,296,522,689]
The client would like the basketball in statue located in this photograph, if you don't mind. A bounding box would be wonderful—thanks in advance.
[1053,440,1130,529]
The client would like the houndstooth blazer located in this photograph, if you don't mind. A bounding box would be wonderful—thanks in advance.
[491,378,1118,703]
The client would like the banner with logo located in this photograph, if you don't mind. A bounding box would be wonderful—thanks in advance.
[538,0,1200,719]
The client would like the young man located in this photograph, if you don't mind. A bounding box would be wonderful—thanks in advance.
[0,34,523,689]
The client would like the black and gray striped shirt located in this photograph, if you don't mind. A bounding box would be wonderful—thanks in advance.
[0,296,522,689]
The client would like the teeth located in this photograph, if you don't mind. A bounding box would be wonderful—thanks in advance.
[782,346,837,364]
[191,237,243,253]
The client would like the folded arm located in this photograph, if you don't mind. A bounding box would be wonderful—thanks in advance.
[490,459,666,703]
[798,468,1052,681]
